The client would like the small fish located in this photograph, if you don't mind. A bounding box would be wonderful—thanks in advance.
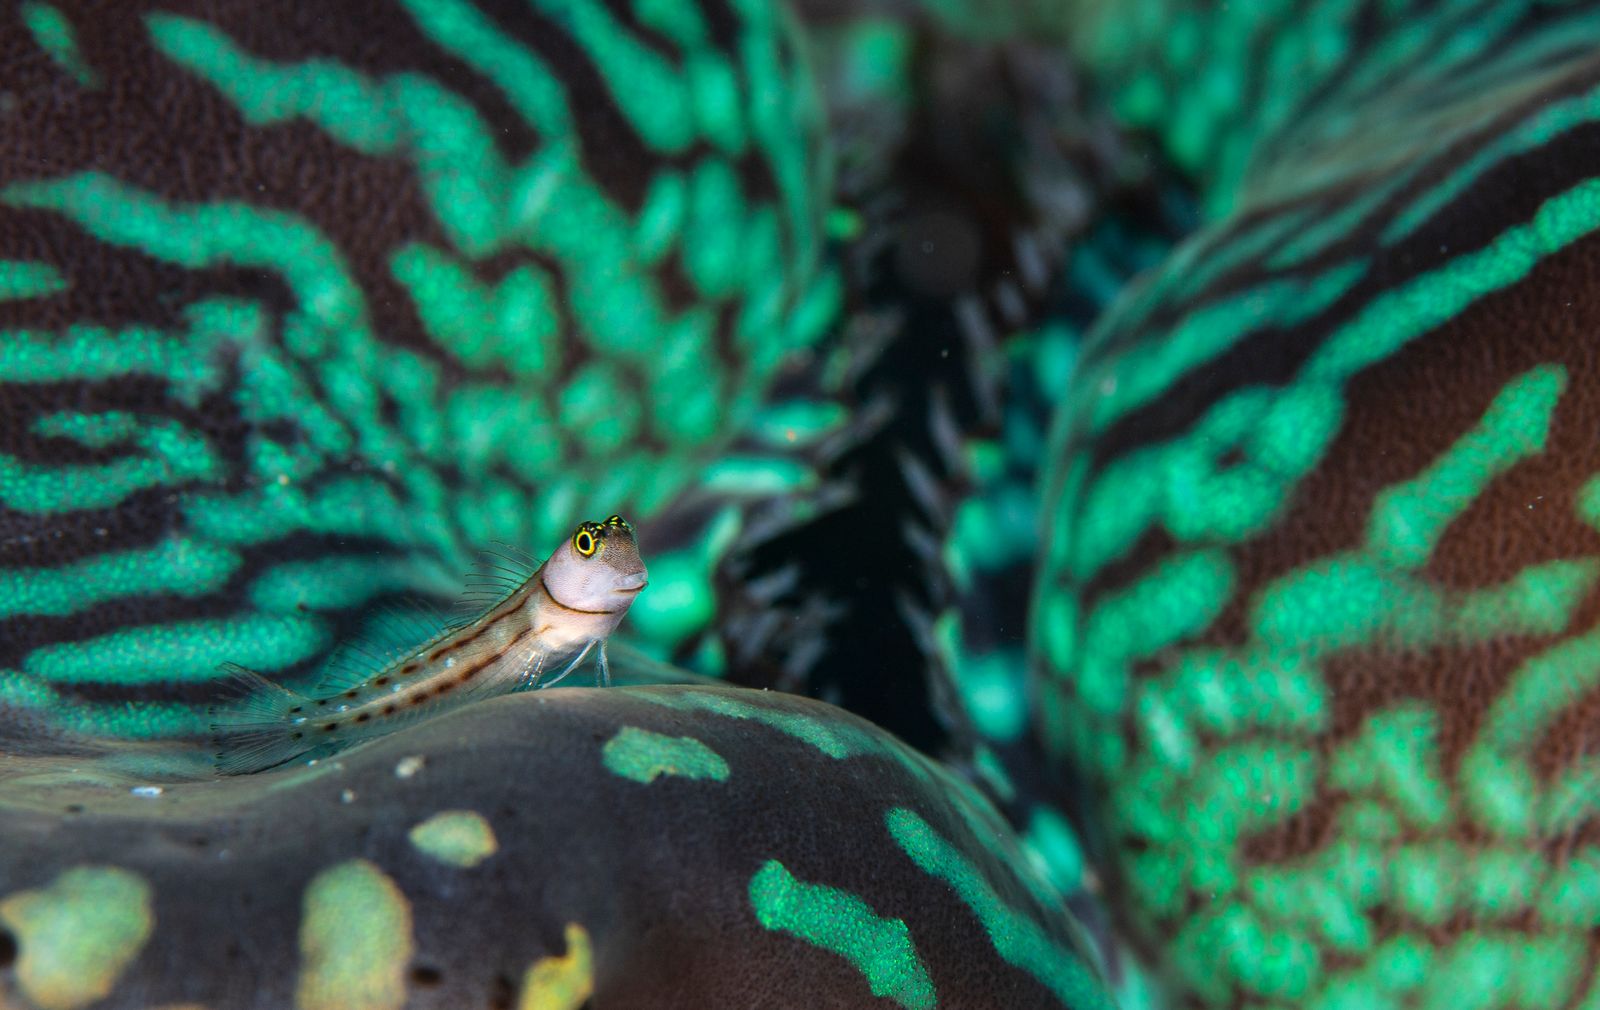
[211,515,647,775]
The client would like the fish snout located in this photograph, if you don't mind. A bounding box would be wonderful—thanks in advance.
[614,571,648,593]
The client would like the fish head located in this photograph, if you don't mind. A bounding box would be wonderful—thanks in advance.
[542,515,648,612]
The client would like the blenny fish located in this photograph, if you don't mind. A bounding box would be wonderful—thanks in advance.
[210,516,647,774]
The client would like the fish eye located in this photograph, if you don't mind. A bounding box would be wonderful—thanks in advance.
[574,529,597,557]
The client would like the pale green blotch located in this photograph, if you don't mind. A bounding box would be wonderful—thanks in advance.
[633,688,880,760]
[0,866,154,1010]
[408,811,500,869]
[296,859,413,1010]
[885,807,1114,1010]
[517,923,594,1010]
[748,860,935,1010]
[601,726,729,784]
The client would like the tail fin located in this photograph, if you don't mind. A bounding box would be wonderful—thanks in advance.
[208,663,318,776]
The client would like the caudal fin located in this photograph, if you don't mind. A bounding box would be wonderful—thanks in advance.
[208,663,319,776]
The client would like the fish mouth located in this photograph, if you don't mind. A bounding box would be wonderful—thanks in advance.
[613,572,649,593]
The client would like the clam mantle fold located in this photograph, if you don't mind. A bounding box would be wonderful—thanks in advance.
[0,687,1106,1009]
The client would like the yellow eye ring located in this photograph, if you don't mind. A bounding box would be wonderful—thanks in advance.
[574,530,596,557]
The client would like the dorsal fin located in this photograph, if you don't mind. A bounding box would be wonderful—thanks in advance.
[308,597,460,696]
[451,542,542,621]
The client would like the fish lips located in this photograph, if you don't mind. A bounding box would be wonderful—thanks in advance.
[613,572,649,594]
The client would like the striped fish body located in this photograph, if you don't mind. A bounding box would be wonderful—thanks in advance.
[213,516,647,773]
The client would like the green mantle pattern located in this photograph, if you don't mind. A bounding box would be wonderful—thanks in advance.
[5,0,1600,1007]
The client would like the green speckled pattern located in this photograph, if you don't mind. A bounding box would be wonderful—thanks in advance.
[0,0,840,744]
[0,687,1107,1008]
[14,0,1600,1005]
[1036,6,1600,1007]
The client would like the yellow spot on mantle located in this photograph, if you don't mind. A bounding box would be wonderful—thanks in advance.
[0,865,153,1010]
[517,923,594,1010]
[295,860,413,1010]
[407,810,499,869]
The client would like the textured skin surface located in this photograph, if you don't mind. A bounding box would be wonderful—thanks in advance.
[1035,8,1600,1008]
[0,686,1108,1009]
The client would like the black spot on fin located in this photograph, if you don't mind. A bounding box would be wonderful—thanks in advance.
[209,663,318,776]
[309,598,460,696]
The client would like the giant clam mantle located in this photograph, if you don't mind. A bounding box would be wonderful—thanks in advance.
[4,1,1600,1008]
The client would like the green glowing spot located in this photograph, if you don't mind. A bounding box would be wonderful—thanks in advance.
[633,171,686,262]
[517,923,595,1010]
[31,410,137,447]
[536,0,694,152]
[296,860,413,1010]
[1081,260,1365,436]
[2,172,370,341]
[748,400,848,449]
[0,866,153,1010]
[933,613,1027,742]
[601,726,729,784]
[389,243,557,377]
[688,52,747,152]
[835,18,913,98]
[635,687,880,760]
[396,0,573,142]
[700,456,816,496]
[1023,806,1086,897]
[145,14,398,153]
[557,361,638,455]
[0,418,221,514]
[249,556,426,612]
[0,260,67,301]
[1384,77,1600,244]
[626,552,717,650]
[971,745,1017,803]
[24,614,328,685]
[748,860,935,1010]
[21,2,97,87]
[1310,178,1600,383]
[1369,363,1566,570]
[786,267,844,352]
[886,808,1112,1009]
[1330,705,1450,831]
[0,538,238,620]
[407,811,500,869]
[684,158,746,296]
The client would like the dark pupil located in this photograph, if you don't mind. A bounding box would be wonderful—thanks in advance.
[578,534,592,553]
